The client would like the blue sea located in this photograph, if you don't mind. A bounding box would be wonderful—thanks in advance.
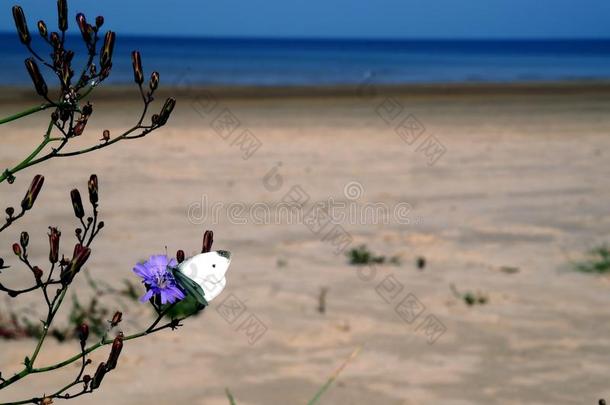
[1,33,609,86]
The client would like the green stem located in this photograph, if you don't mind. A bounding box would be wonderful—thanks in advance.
[0,313,190,393]
[0,103,52,126]
[29,288,68,367]
[0,119,56,184]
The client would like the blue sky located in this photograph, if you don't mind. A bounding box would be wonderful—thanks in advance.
[0,0,609,39]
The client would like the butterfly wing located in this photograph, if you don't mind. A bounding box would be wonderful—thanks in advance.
[172,268,208,307]
[177,251,231,303]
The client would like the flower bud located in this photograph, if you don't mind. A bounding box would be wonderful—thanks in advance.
[149,71,159,92]
[90,362,106,389]
[41,398,53,405]
[151,114,159,125]
[12,6,30,45]
[100,31,115,70]
[97,221,104,230]
[6,207,15,217]
[49,32,60,48]
[76,13,91,45]
[131,51,144,85]
[82,103,93,117]
[21,175,44,211]
[105,334,123,370]
[32,266,43,281]
[88,175,98,205]
[202,230,214,253]
[47,227,60,264]
[110,311,122,327]
[60,108,70,122]
[95,16,104,28]
[101,129,110,142]
[157,97,176,126]
[37,20,48,38]
[77,323,89,348]
[73,119,87,136]
[176,249,185,263]
[60,62,72,89]
[25,58,48,97]
[57,0,68,32]
[12,243,21,257]
[70,189,85,218]
[61,244,91,284]
[20,231,29,248]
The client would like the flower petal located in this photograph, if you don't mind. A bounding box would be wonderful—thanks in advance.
[139,289,154,303]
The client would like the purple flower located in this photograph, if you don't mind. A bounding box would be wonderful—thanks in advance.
[133,255,185,304]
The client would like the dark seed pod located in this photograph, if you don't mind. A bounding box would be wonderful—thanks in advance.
[202,230,214,253]
[95,16,104,28]
[12,243,21,257]
[131,51,144,85]
[78,323,89,348]
[61,62,73,89]
[76,13,91,45]
[73,119,87,136]
[99,31,115,70]
[149,71,159,92]
[82,103,93,117]
[57,0,68,32]
[61,244,91,284]
[25,58,47,97]
[48,227,61,264]
[157,97,176,126]
[151,114,159,125]
[20,231,29,248]
[21,174,44,211]
[12,6,30,45]
[64,50,74,63]
[176,249,185,263]
[6,207,15,217]
[37,20,48,38]
[60,108,70,122]
[86,24,95,41]
[49,32,60,48]
[105,334,123,370]
[90,362,106,389]
[88,175,98,205]
[101,129,110,142]
[110,311,122,327]
[70,189,85,218]
[32,266,43,281]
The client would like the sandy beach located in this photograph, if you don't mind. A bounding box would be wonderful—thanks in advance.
[1,82,610,404]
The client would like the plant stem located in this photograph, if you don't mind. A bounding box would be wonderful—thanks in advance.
[0,103,52,126]
[0,313,191,393]
[30,288,68,367]
[0,119,56,184]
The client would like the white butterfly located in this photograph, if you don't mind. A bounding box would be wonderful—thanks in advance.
[177,250,231,302]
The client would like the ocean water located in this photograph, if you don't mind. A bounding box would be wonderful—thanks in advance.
[1,33,609,86]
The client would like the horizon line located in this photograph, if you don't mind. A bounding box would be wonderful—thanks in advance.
[0,31,609,42]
